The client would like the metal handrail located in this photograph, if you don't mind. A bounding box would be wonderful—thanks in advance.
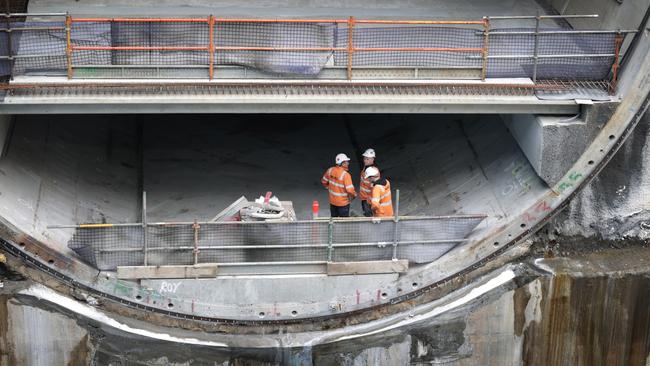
[47,214,488,229]
[0,26,66,31]
[1,12,67,17]
[51,205,484,267]
[96,239,468,252]
[0,13,625,94]
[481,30,637,35]
[468,53,616,59]
[481,13,626,86]
[65,15,489,80]
[486,14,599,20]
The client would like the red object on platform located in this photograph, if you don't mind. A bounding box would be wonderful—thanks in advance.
[312,200,319,216]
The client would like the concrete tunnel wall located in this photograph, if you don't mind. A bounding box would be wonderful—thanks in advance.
[0,0,646,325]
[0,114,548,259]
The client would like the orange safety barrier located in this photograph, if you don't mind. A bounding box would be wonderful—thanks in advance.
[72,18,210,23]
[208,15,214,79]
[609,32,624,94]
[72,46,209,51]
[66,16,490,80]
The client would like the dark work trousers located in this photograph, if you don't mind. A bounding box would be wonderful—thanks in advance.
[361,200,373,217]
[330,204,350,217]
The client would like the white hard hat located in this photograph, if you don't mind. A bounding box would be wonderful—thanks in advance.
[335,153,351,165]
[362,148,376,158]
[364,166,380,179]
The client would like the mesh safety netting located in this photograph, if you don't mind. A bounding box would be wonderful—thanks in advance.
[67,216,485,270]
[0,20,618,80]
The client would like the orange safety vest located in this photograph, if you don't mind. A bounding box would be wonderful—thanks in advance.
[321,166,357,206]
[359,165,378,201]
[370,179,393,217]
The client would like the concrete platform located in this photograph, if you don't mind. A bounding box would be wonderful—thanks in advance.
[1,77,581,115]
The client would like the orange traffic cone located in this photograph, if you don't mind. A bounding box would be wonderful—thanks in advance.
[312,200,319,219]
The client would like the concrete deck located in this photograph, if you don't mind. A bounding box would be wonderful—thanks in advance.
[1,77,581,115]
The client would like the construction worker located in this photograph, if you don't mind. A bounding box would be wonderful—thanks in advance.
[321,153,357,217]
[359,148,378,217]
[364,166,394,217]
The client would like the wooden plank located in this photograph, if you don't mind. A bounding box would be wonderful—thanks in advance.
[327,260,408,276]
[117,264,218,279]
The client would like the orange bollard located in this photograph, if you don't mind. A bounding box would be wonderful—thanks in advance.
[312,200,319,219]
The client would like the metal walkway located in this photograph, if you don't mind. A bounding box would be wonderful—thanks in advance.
[0,77,604,114]
[0,12,634,113]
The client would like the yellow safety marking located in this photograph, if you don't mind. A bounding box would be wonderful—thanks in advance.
[79,224,114,228]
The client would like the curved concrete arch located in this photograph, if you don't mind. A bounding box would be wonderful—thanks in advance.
[0,1,648,340]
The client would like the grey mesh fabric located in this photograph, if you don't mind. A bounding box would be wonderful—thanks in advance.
[67,216,485,270]
[0,19,617,80]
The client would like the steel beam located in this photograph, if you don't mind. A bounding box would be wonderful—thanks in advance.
[0,100,579,114]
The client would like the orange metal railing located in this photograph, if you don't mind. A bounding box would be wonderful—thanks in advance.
[65,15,490,80]
[609,32,624,95]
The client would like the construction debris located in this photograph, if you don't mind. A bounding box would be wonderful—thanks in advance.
[211,193,297,222]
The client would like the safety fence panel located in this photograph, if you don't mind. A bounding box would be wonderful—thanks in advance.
[334,26,484,69]
[63,215,486,271]
[146,224,196,266]
[0,21,67,76]
[487,29,618,80]
[214,21,338,75]
[68,19,211,80]
[67,224,145,270]
[195,222,327,264]
[0,14,629,94]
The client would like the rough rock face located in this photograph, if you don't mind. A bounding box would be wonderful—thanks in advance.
[551,110,650,240]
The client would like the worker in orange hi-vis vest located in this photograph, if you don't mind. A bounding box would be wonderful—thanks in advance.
[359,148,378,217]
[364,166,394,217]
[321,153,357,217]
